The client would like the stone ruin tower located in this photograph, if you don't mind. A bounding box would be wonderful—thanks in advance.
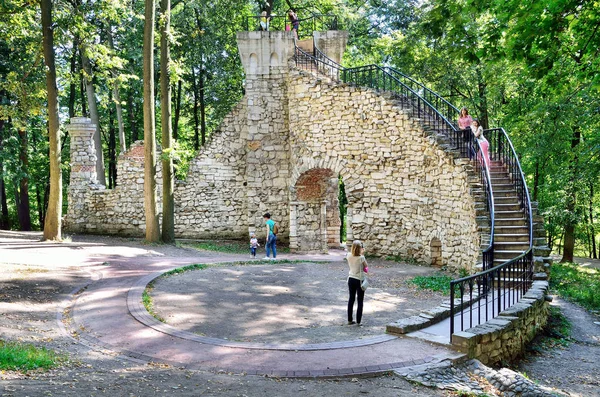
[65,30,482,272]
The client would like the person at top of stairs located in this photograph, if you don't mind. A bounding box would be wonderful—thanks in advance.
[458,107,473,130]
[288,9,299,39]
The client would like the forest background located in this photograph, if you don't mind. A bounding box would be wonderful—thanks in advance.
[0,0,598,261]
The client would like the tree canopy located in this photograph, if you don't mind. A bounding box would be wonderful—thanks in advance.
[0,0,597,256]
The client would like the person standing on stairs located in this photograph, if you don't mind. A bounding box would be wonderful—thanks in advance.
[472,119,491,167]
[458,107,474,158]
[288,9,299,40]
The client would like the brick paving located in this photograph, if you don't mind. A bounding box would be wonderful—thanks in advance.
[1,232,465,378]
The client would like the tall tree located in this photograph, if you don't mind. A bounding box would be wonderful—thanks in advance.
[41,0,62,240]
[143,0,160,242]
[160,0,175,243]
[16,128,31,230]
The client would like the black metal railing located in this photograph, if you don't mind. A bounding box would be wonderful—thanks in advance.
[244,13,338,39]
[298,40,534,339]
[450,249,533,336]
[486,128,534,246]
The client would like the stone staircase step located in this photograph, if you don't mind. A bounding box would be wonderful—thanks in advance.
[494,233,529,242]
[495,210,525,219]
[494,203,522,211]
[494,242,531,250]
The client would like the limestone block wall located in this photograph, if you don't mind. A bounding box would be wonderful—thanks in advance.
[452,280,550,365]
[65,101,249,238]
[173,101,249,238]
[287,69,480,270]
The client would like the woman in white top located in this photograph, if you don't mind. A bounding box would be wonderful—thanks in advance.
[347,240,369,325]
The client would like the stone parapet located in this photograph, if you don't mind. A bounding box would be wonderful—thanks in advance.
[451,280,550,365]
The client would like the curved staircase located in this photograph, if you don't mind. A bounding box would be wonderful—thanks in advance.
[293,34,553,338]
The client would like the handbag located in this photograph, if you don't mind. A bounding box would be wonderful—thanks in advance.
[361,277,369,291]
[360,258,368,291]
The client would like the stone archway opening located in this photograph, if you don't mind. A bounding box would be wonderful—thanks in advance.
[430,237,443,267]
[290,168,343,253]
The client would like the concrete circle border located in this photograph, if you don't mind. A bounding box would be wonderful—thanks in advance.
[127,262,398,351]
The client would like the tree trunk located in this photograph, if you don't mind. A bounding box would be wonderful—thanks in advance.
[108,108,117,188]
[199,62,206,146]
[590,183,597,259]
[0,119,9,230]
[41,0,62,240]
[476,69,489,129]
[81,45,106,186]
[69,44,77,119]
[160,0,175,243]
[128,87,138,143]
[17,129,32,231]
[533,161,539,202]
[191,67,200,150]
[561,127,581,263]
[79,55,87,116]
[173,79,182,140]
[107,28,127,154]
[143,0,160,242]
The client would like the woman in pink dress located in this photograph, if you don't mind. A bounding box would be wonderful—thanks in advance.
[458,107,473,130]
[472,119,491,167]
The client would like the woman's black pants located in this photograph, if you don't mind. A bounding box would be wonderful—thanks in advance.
[347,277,364,324]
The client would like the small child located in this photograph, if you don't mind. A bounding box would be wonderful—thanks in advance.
[250,233,260,258]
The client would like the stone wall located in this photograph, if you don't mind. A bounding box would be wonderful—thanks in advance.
[287,68,480,269]
[65,100,249,238]
[451,280,550,365]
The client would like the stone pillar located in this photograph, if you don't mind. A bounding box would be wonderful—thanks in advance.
[237,31,294,239]
[65,117,101,232]
[289,202,298,251]
[320,201,328,253]
[313,31,349,64]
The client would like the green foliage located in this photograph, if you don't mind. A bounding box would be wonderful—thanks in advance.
[408,274,454,295]
[527,306,572,354]
[0,340,61,371]
[181,239,291,254]
[550,262,600,312]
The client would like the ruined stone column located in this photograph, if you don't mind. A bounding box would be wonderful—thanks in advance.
[65,117,100,232]
[237,31,294,239]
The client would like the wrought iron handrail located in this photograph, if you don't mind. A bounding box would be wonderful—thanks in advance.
[299,40,534,340]
[449,248,534,336]
[486,128,534,248]
[244,13,338,39]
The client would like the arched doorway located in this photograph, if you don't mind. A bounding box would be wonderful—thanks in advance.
[289,168,341,253]
[430,237,443,267]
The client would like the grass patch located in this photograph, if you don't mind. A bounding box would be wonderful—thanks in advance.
[550,262,600,312]
[408,273,454,295]
[142,285,165,323]
[0,340,60,371]
[527,306,572,353]
[180,240,291,255]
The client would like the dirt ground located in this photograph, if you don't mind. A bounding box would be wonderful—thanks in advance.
[515,296,600,397]
[0,232,448,397]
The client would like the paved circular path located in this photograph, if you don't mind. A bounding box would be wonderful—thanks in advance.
[0,233,464,378]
